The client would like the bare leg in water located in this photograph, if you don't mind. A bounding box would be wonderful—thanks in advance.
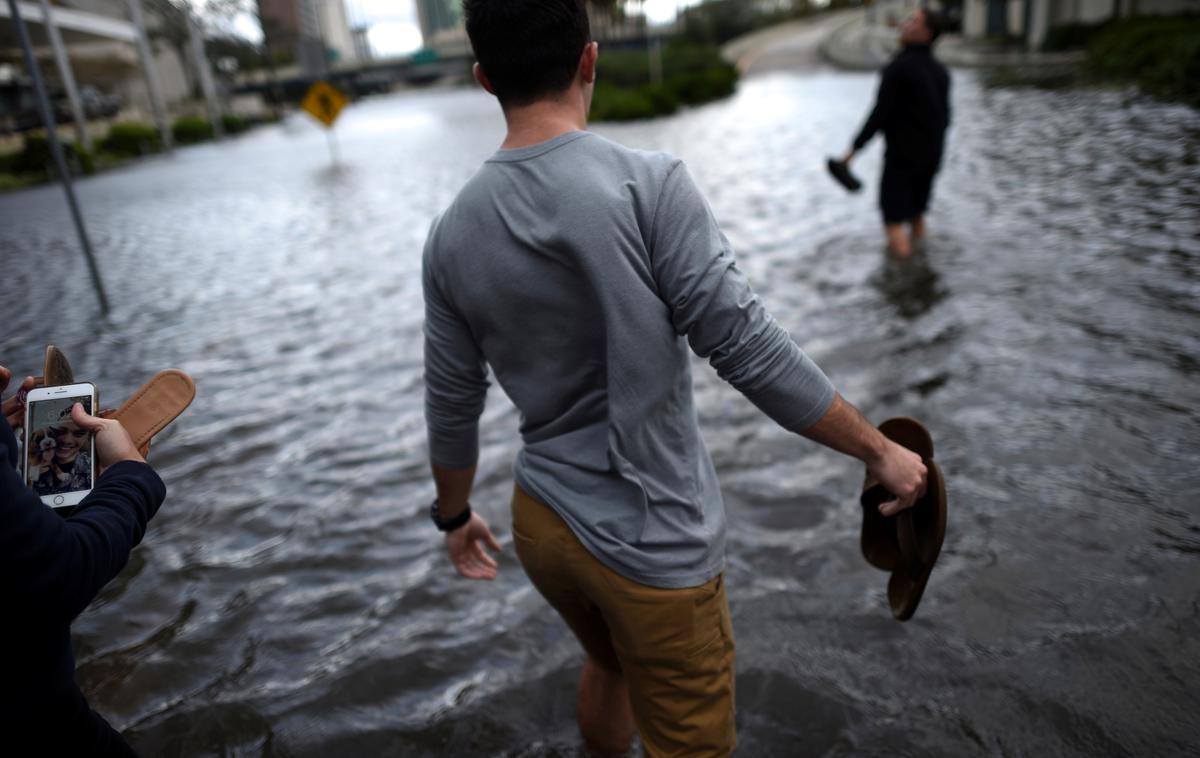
[910,215,927,247]
[886,223,913,258]
[577,657,636,755]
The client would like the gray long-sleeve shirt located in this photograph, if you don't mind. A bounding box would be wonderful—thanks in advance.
[423,131,835,588]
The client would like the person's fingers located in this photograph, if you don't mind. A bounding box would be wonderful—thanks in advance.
[472,548,495,572]
[0,366,10,394]
[458,548,485,573]
[473,541,497,569]
[483,527,501,553]
[456,550,496,580]
[452,552,477,576]
[464,559,493,580]
[1,376,31,416]
[70,402,107,432]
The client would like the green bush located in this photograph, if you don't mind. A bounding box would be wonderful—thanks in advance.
[591,84,659,122]
[1086,16,1200,105]
[221,114,249,134]
[98,121,161,157]
[642,84,681,115]
[1042,21,1101,52]
[681,0,798,46]
[590,41,738,121]
[667,66,738,105]
[1041,15,1200,105]
[7,134,94,176]
[172,116,214,144]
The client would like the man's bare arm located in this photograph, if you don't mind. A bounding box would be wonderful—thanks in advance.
[432,462,475,521]
[801,394,928,516]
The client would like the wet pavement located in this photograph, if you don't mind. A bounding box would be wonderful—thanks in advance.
[1,59,1199,756]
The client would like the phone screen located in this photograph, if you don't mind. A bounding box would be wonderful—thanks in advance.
[25,394,95,499]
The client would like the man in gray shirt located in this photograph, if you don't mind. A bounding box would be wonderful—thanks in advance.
[423,1,927,755]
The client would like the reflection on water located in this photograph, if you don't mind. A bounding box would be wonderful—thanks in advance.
[1,71,1198,756]
[872,251,946,320]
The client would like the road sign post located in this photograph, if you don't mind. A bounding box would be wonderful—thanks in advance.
[301,80,348,166]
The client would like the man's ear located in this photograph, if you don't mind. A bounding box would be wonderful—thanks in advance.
[579,41,598,85]
[474,62,496,95]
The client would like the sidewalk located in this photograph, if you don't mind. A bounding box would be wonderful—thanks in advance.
[820,9,1086,70]
[720,10,861,75]
[819,10,897,71]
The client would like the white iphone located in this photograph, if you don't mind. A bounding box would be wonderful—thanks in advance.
[23,382,97,508]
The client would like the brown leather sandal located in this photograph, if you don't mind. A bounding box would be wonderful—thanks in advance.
[860,417,947,621]
[43,345,75,387]
[100,370,195,457]
[36,345,195,459]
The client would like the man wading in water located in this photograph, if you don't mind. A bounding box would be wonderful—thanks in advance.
[841,8,951,257]
[421,1,927,754]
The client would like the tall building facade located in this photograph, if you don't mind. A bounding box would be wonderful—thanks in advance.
[415,0,463,39]
[258,0,358,73]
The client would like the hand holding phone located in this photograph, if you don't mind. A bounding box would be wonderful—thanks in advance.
[24,383,97,508]
[69,403,145,472]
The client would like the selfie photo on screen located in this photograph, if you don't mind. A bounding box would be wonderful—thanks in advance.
[26,397,93,496]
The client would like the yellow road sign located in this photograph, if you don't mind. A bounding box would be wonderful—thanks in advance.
[301,80,348,128]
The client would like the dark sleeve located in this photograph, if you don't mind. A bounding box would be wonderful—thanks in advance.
[1,427,166,624]
[944,70,952,128]
[852,63,901,151]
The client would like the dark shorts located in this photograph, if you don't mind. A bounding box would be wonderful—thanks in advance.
[880,160,938,224]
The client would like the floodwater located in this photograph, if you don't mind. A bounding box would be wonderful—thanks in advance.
[1,67,1198,757]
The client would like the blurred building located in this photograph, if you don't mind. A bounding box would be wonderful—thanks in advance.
[257,0,301,64]
[317,0,356,66]
[351,25,372,62]
[413,0,647,57]
[414,0,468,55]
[961,0,1198,48]
[258,0,359,74]
[0,0,191,115]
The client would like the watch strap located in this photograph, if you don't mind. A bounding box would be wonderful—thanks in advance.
[431,499,471,532]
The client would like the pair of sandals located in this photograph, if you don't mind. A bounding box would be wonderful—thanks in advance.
[859,417,948,621]
[37,345,195,459]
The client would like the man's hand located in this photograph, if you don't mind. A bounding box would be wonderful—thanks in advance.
[0,366,39,430]
[867,440,927,517]
[841,149,856,164]
[446,512,501,580]
[70,402,145,473]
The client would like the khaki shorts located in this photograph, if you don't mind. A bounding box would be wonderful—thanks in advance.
[512,485,736,757]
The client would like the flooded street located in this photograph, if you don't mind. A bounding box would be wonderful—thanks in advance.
[1,65,1198,756]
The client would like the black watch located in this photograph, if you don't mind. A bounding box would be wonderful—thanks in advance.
[430,499,472,533]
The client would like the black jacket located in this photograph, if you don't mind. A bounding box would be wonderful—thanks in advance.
[0,418,165,755]
[853,44,951,169]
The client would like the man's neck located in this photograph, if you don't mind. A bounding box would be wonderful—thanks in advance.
[500,97,588,150]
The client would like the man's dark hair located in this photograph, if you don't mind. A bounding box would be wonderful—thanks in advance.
[463,0,591,107]
[922,7,947,41]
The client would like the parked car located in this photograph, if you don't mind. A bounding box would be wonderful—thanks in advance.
[53,86,121,123]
